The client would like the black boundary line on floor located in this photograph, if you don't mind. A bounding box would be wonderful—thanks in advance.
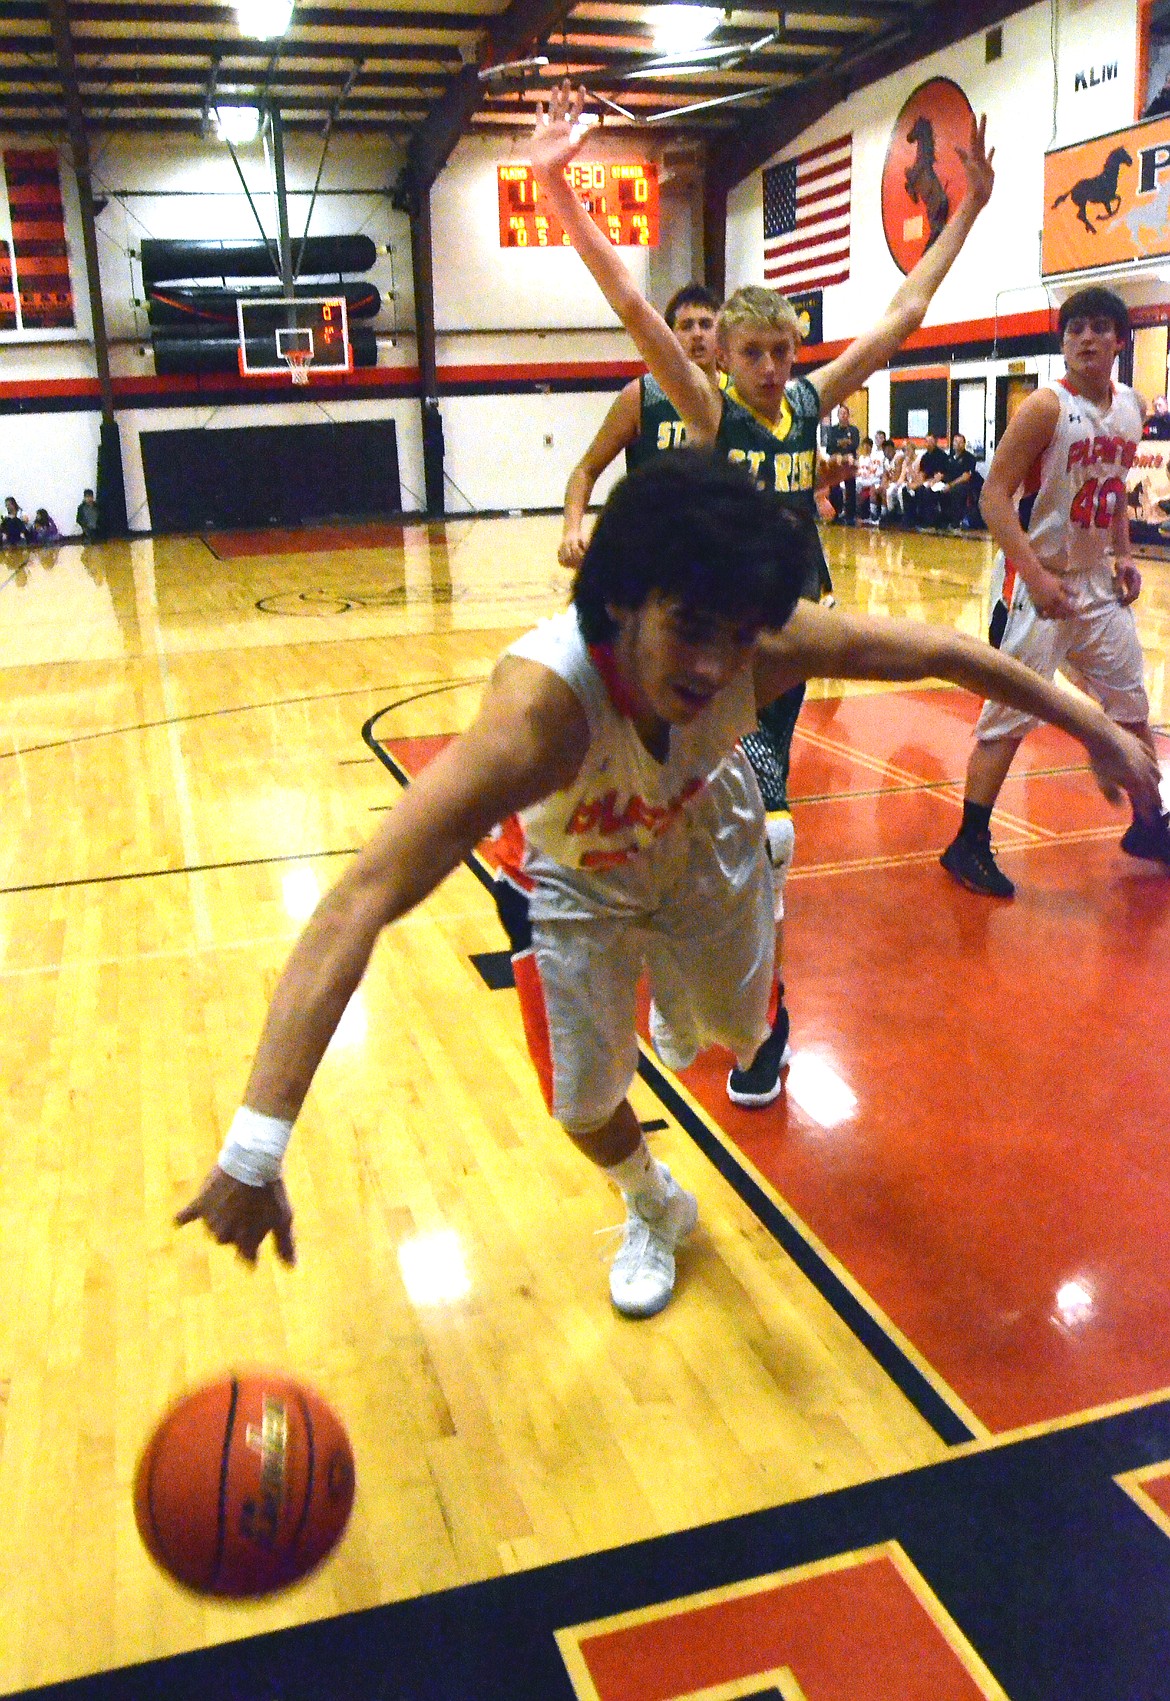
[363,709,975,1449]
[0,846,360,899]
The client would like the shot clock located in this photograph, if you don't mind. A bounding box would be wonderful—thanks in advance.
[498,162,659,248]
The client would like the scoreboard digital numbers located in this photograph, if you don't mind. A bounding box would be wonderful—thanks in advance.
[498,162,659,248]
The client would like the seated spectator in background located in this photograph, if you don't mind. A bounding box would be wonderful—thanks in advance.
[76,488,100,541]
[855,436,885,520]
[880,437,910,522]
[824,403,860,524]
[1,496,29,546]
[940,432,984,528]
[903,434,949,526]
[1144,396,1170,440]
[30,508,60,545]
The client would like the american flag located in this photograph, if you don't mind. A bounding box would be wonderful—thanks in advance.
[762,133,852,293]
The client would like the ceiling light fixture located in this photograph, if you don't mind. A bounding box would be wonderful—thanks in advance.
[235,0,294,40]
[649,4,723,54]
[214,103,263,144]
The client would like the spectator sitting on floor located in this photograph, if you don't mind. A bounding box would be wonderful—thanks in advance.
[29,508,60,545]
[855,436,885,521]
[76,488,100,541]
[1,496,29,546]
[879,437,909,522]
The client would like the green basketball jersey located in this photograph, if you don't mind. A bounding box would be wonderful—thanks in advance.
[625,374,688,472]
[715,375,820,511]
[716,374,829,602]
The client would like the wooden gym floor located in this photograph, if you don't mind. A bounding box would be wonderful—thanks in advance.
[0,515,1168,1699]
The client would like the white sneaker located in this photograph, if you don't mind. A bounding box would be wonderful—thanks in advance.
[609,1168,699,1318]
[648,1000,698,1072]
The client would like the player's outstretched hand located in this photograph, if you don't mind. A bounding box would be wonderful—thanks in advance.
[816,453,856,492]
[558,528,587,569]
[530,81,589,182]
[955,113,995,212]
[176,1167,297,1266]
[1085,722,1162,812]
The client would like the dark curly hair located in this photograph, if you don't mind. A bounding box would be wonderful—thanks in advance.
[572,449,815,644]
[1057,287,1129,344]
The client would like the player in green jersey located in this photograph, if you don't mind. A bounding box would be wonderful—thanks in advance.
[559,284,721,569]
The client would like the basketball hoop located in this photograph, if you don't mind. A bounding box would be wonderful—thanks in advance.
[284,349,313,385]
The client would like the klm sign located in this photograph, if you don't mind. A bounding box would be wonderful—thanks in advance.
[1074,63,1118,92]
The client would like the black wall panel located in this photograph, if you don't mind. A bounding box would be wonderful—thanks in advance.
[141,419,401,532]
[890,377,949,441]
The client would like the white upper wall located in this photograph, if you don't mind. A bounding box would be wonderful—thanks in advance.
[725,0,1142,342]
[432,129,655,334]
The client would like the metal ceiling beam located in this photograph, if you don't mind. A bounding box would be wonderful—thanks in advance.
[27,63,447,92]
[10,2,493,27]
[539,42,831,71]
[24,37,463,64]
[397,0,576,207]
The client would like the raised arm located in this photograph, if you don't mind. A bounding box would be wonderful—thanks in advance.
[812,116,995,418]
[176,655,590,1263]
[530,84,720,442]
[560,380,642,567]
[753,600,1162,813]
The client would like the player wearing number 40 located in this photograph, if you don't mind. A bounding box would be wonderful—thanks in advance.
[940,285,1170,899]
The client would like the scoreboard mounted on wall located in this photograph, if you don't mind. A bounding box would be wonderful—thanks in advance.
[497,163,659,248]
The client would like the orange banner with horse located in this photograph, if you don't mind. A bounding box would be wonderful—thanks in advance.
[1042,114,1170,276]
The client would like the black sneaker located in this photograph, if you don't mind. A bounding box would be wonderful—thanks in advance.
[939,831,1015,898]
[1119,811,1170,866]
[727,1005,791,1107]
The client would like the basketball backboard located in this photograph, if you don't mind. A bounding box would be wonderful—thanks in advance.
[236,296,352,381]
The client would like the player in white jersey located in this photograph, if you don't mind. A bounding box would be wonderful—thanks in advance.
[941,287,1170,898]
[176,452,1160,1319]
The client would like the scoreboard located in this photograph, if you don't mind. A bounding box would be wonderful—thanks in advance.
[498,162,659,248]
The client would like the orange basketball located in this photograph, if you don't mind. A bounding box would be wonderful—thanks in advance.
[134,1373,355,1597]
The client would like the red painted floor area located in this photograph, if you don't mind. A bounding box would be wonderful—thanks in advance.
[571,1548,995,1700]
[679,691,1170,1434]
[204,521,421,558]
[383,691,1170,1435]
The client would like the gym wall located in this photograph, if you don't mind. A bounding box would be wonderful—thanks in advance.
[0,0,1156,527]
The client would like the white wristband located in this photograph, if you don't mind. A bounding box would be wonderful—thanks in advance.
[218,1106,293,1187]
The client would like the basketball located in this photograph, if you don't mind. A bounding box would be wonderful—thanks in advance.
[134,1373,355,1597]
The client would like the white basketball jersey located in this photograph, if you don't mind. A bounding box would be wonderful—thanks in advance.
[498,609,757,883]
[1020,378,1141,583]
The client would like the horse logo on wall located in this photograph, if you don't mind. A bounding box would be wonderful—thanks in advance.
[1050,145,1133,232]
[1042,113,1170,276]
[881,78,978,275]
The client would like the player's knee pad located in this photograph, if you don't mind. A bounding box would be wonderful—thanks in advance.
[765,811,795,880]
[765,811,795,923]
